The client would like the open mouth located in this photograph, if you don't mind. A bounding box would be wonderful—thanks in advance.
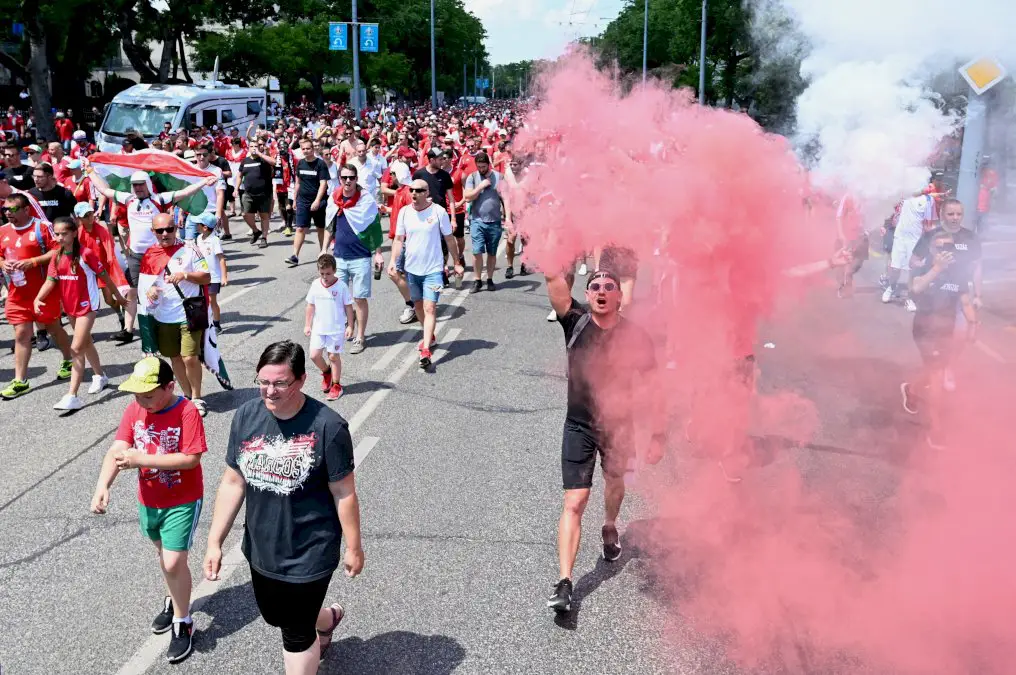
[594,296,608,308]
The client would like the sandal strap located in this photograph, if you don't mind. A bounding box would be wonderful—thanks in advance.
[315,604,344,637]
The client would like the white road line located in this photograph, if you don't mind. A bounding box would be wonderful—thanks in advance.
[218,282,263,306]
[430,328,462,366]
[370,329,417,371]
[353,435,380,466]
[975,340,1007,364]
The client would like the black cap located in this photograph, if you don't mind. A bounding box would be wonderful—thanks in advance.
[427,147,443,159]
[586,270,621,288]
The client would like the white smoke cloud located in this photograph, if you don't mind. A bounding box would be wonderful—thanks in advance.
[754,0,1016,204]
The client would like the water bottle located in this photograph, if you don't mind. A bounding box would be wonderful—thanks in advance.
[6,248,26,287]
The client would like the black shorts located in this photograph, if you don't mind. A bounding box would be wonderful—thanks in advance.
[295,199,327,229]
[561,421,630,490]
[225,185,235,204]
[882,226,895,253]
[453,212,465,239]
[250,566,332,653]
[599,246,638,280]
[124,252,142,289]
[913,315,953,368]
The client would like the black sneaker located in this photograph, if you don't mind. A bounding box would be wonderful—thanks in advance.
[111,329,134,344]
[36,333,53,352]
[547,578,573,613]
[486,279,496,292]
[167,620,193,663]
[602,524,622,562]
[505,266,515,279]
[285,254,299,266]
[901,382,918,415]
[250,229,262,245]
[470,279,483,294]
[519,263,530,276]
[152,596,173,634]
[220,233,233,241]
[212,321,222,332]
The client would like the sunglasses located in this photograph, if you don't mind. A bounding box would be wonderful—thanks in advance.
[340,175,357,181]
[409,188,428,194]
[153,226,176,234]
[588,282,617,292]
[1,205,19,213]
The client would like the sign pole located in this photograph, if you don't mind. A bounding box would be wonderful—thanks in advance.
[430,0,437,109]
[352,0,361,119]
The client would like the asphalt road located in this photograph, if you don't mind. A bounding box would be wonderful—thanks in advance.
[1,219,1013,674]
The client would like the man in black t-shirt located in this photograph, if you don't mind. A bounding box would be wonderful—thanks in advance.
[240,138,275,248]
[205,142,233,238]
[412,148,453,210]
[544,268,662,614]
[3,147,33,191]
[902,205,979,449]
[289,138,330,266]
[29,162,76,221]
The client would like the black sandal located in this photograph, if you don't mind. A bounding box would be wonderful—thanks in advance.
[317,603,344,655]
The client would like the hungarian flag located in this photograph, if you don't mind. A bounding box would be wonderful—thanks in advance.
[88,149,216,215]
[325,187,382,252]
[136,244,233,391]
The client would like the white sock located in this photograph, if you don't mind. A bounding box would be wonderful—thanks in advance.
[173,615,193,624]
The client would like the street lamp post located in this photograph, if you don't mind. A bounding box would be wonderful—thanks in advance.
[698,0,707,104]
[642,0,648,84]
[352,0,361,118]
[430,0,437,109]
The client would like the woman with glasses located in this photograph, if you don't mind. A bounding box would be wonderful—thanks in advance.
[203,340,363,674]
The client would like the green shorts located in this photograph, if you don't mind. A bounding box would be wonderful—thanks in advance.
[137,499,202,551]
[155,321,203,358]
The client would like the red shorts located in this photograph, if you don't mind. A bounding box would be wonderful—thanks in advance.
[5,290,60,325]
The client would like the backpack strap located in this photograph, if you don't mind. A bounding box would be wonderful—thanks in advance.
[566,311,593,350]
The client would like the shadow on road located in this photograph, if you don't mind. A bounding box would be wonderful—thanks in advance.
[194,581,261,653]
[433,338,497,369]
[322,630,466,674]
[553,555,632,631]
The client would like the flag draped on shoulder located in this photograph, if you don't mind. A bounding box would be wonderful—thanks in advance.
[89,150,215,215]
[136,245,233,391]
[326,187,382,252]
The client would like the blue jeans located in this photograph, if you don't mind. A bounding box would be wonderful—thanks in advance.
[470,219,502,256]
[406,271,444,303]
[336,257,372,298]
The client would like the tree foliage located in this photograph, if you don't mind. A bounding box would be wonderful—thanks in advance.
[190,0,489,104]
[592,0,807,132]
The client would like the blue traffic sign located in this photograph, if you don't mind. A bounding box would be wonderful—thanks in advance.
[359,24,379,53]
[328,23,348,51]
[475,78,490,89]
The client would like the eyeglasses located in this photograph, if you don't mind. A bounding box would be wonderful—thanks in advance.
[409,188,428,194]
[153,227,176,234]
[254,378,296,391]
[340,175,357,182]
[2,205,19,213]
[588,282,617,292]
[195,153,208,157]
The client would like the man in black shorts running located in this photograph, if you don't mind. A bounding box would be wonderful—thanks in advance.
[544,268,662,613]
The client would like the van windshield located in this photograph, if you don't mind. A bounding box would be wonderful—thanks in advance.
[101,103,179,137]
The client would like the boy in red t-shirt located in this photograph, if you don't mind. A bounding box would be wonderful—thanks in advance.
[90,357,207,664]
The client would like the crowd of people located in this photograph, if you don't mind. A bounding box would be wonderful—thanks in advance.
[0,94,988,671]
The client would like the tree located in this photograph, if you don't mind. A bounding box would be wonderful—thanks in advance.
[592,0,806,131]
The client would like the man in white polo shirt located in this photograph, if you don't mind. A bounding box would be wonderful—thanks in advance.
[89,169,216,343]
[388,179,463,369]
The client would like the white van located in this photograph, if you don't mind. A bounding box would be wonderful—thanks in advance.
[96,82,267,152]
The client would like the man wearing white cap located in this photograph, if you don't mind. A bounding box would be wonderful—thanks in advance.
[88,169,217,343]
[69,129,90,161]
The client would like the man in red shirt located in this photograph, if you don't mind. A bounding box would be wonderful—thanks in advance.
[69,130,90,160]
[54,111,75,151]
[0,192,73,399]
[46,141,71,186]
[91,356,207,664]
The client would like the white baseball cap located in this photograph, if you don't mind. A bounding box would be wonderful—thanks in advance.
[130,170,149,184]
[72,130,87,140]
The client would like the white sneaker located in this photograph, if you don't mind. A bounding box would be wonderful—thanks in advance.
[905,298,917,312]
[547,309,557,321]
[577,263,588,276]
[54,394,84,411]
[943,368,956,392]
[398,306,418,324]
[881,287,893,303]
[88,374,109,395]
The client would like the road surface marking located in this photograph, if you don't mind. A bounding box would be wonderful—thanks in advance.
[975,340,1007,364]
[218,282,263,306]
[353,435,380,466]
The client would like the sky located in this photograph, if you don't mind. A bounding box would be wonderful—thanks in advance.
[464,0,627,65]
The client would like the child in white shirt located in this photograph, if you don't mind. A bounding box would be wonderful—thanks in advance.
[304,253,354,401]
[194,213,228,331]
